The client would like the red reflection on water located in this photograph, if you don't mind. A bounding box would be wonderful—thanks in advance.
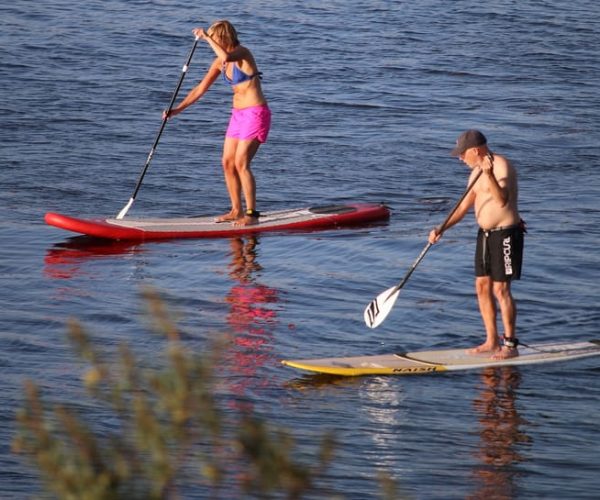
[44,234,280,410]
[43,237,143,280]
[222,236,279,409]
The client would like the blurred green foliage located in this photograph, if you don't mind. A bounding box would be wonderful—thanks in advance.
[13,288,339,499]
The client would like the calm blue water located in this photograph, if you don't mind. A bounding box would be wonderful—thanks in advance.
[2,0,600,498]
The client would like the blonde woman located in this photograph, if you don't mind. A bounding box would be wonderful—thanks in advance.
[165,20,271,226]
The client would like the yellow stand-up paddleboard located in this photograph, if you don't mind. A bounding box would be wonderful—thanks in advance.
[281,340,600,377]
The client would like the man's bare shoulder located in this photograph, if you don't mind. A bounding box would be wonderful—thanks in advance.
[493,153,513,167]
[492,153,515,175]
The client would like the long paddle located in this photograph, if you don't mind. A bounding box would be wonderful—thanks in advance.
[116,35,200,219]
[364,168,484,328]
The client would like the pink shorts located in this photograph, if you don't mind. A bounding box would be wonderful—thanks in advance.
[225,105,271,143]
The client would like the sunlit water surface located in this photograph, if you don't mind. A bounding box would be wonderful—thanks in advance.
[1,1,599,498]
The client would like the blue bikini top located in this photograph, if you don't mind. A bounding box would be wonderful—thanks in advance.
[222,62,262,86]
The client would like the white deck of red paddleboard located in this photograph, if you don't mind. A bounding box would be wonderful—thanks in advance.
[105,207,339,231]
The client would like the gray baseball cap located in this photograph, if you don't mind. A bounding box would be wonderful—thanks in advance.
[451,129,487,156]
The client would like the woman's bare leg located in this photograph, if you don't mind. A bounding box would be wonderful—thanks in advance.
[216,137,243,222]
[233,139,261,226]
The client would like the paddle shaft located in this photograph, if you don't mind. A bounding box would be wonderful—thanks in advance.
[389,168,484,296]
[116,36,200,219]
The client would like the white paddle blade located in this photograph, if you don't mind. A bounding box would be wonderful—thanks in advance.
[364,286,400,328]
[116,198,134,220]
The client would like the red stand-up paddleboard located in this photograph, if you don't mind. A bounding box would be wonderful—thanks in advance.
[45,203,390,241]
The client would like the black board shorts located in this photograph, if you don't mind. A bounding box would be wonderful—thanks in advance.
[475,225,524,282]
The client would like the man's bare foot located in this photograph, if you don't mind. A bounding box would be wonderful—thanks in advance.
[491,346,519,360]
[215,210,241,223]
[466,342,501,355]
[233,215,259,227]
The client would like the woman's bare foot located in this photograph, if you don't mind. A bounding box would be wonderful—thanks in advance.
[491,346,519,360]
[215,210,241,223]
[233,214,259,227]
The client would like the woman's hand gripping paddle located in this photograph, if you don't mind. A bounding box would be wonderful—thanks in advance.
[364,168,484,328]
[116,35,200,219]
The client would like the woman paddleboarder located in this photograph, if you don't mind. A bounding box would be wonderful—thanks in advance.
[165,20,271,226]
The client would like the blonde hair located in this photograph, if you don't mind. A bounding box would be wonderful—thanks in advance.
[207,20,240,47]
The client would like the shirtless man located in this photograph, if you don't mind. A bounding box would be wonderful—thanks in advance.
[429,130,525,360]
